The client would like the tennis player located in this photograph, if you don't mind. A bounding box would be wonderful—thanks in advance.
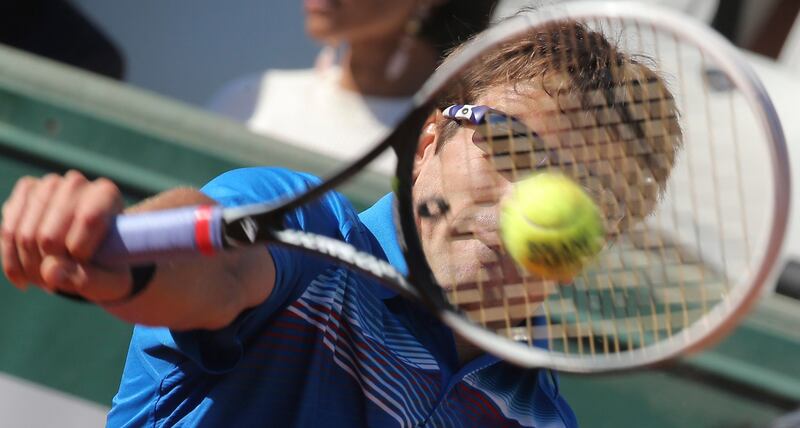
[0,22,678,427]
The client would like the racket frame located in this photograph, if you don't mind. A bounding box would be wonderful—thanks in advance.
[393,1,790,371]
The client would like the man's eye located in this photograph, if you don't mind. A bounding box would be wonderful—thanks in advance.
[417,197,450,218]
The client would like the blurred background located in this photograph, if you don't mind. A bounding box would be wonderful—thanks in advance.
[0,0,798,427]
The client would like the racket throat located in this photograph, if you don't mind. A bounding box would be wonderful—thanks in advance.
[271,229,420,300]
[221,212,284,248]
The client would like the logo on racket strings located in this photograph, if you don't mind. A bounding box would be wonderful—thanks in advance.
[527,235,594,266]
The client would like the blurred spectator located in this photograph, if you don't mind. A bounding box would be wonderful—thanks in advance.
[748,0,800,59]
[209,0,497,174]
[0,0,124,79]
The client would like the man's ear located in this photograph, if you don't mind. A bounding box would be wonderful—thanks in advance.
[413,112,440,181]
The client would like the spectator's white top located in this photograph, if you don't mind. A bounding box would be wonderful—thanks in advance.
[208,65,411,175]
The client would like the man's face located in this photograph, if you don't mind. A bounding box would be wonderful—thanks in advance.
[412,85,562,290]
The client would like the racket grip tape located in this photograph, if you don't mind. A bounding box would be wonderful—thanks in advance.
[93,205,225,265]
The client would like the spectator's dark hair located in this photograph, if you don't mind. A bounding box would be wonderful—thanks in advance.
[419,1,500,56]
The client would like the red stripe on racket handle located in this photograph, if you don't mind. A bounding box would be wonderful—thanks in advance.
[93,205,224,265]
[194,205,216,256]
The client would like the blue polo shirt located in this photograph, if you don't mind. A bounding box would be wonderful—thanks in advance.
[107,167,577,427]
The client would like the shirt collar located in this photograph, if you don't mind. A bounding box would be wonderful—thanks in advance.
[359,193,509,371]
[359,193,406,300]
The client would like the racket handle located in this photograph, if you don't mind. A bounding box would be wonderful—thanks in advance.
[93,205,225,265]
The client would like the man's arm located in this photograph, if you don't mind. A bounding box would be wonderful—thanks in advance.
[0,171,274,330]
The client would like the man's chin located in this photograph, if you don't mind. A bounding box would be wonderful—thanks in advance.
[435,262,495,291]
[435,257,533,297]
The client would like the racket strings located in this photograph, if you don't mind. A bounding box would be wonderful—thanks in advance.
[671,33,716,320]
[417,15,762,360]
[463,123,522,334]
[551,22,596,355]
[579,18,640,353]
[585,24,728,348]
[698,50,735,303]
[576,26,716,346]
[616,19,668,345]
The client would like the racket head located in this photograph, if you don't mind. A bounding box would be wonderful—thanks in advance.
[393,1,789,372]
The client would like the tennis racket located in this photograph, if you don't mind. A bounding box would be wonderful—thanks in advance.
[71,2,789,372]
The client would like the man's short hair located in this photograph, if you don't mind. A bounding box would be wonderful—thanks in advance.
[433,20,683,231]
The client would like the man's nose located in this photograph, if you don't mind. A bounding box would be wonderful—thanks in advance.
[496,174,515,202]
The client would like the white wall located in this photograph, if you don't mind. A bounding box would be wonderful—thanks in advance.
[70,0,319,106]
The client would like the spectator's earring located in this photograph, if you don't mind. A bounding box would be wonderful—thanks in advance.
[385,1,432,80]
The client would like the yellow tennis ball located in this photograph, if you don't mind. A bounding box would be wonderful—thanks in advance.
[500,172,605,281]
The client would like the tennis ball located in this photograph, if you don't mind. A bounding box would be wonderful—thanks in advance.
[500,172,605,281]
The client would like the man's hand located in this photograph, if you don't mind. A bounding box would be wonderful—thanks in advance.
[1,170,275,330]
[0,170,134,302]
